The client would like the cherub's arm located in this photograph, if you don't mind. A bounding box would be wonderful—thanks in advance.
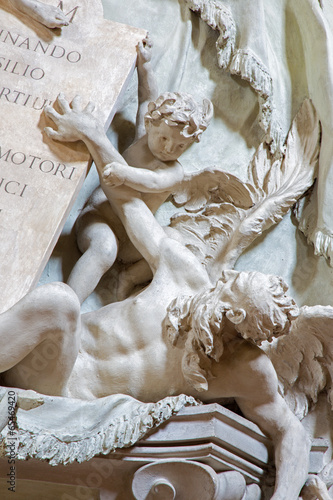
[9,0,69,28]
[102,161,184,193]
[44,95,184,193]
[135,36,158,141]
[234,349,310,500]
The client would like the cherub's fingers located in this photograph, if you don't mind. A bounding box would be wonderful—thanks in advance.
[55,9,69,24]
[84,101,95,113]
[44,105,61,123]
[53,18,69,27]
[71,95,82,111]
[143,33,152,48]
[44,127,62,140]
[47,18,69,28]
[44,7,69,29]
[57,92,71,113]
[137,40,145,56]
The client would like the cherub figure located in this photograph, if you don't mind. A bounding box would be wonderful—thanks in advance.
[44,39,213,304]
[7,0,68,29]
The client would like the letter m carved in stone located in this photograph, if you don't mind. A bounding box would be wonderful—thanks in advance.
[57,2,80,23]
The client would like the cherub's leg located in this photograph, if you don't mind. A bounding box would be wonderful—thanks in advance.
[0,283,80,397]
[117,259,153,301]
[67,213,119,304]
[9,0,69,29]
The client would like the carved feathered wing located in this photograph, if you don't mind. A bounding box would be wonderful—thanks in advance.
[173,168,255,212]
[170,99,320,283]
[262,305,333,420]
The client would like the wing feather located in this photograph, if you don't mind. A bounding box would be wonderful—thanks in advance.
[262,305,333,419]
[170,99,319,280]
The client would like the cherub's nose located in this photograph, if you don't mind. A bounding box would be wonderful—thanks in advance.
[164,139,174,154]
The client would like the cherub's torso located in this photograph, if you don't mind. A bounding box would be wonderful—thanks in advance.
[68,238,212,401]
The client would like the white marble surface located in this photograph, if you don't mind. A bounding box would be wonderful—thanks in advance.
[39,0,333,313]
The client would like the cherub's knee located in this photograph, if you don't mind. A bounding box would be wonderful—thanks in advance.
[85,236,119,272]
[32,282,80,327]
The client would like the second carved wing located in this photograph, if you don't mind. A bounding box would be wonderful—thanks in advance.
[262,305,333,419]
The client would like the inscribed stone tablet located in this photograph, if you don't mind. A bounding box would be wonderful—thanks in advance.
[0,0,145,312]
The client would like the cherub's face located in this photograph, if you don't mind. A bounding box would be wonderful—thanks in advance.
[146,120,195,161]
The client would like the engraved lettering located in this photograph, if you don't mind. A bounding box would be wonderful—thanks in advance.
[53,163,67,178]
[67,166,76,180]
[39,160,54,173]
[50,45,65,59]
[0,29,82,64]
[28,155,41,169]
[0,58,45,80]
[0,87,10,101]
[12,90,25,104]
[57,2,80,23]
[0,145,75,181]
[0,147,11,161]
[11,152,26,165]
[10,61,19,75]
[22,64,30,77]
[3,59,10,71]
[19,184,28,197]
[0,177,29,197]
[3,32,19,46]
[18,38,29,50]
[33,40,49,54]
[30,67,45,80]
[0,86,53,109]
[67,51,81,63]
[4,180,20,195]
[32,97,49,110]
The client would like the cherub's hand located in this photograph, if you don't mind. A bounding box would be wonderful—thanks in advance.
[102,162,125,188]
[44,94,100,143]
[31,2,69,29]
[137,35,153,65]
[10,0,69,29]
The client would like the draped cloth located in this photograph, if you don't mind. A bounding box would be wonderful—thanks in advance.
[291,0,333,263]
[184,0,284,156]
[0,389,197,465]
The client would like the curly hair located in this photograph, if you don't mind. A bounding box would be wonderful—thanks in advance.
[145,92,213,142]
[164,270,299,391]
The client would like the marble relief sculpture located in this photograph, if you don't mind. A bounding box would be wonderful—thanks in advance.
[1,83,332,498]
[1,0,333,498]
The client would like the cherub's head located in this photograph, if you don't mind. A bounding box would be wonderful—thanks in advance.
[144,92,213,161]
[217,270,299,343]
[164,270,298,391]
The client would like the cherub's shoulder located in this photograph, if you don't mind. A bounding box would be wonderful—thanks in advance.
[123,137,149,163]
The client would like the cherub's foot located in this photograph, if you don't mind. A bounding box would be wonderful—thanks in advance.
[10,0,69,29]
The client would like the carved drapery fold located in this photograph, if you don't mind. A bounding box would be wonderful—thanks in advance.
[184,0,284,156]
[0,391,197,466]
